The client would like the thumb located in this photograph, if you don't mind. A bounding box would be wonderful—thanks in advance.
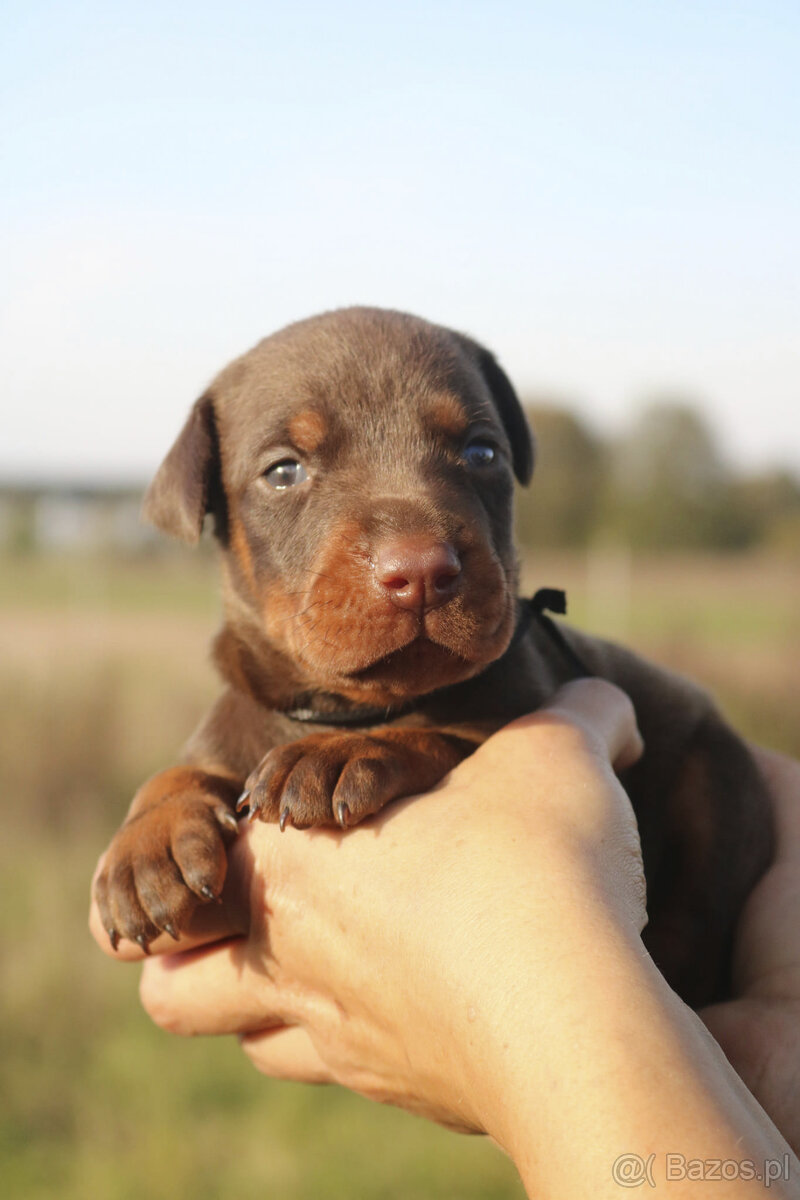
[543,678,644,772]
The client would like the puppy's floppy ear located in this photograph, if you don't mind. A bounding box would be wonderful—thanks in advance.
[474,346,535,485]
[455,334,535,484]
[142,393,224,543]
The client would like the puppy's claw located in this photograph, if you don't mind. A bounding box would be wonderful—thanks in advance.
[336,801,350,829]
[108,927,119,953]
[164,923,179,942]
[216,808,239,834]
[279,807,292,832]
[236,789,251,813]
[247,803,260,823]
[135,934,151,955]
[200,885,221,904]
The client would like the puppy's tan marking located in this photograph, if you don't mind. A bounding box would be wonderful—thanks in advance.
[427,393,469,438]
[229,513,257,594]
[288,408,327,454]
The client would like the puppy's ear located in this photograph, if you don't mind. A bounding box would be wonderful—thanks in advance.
[142,393,223,543]
[474,347,535,485]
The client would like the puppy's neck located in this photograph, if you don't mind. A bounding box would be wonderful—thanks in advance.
[212,620,308,710]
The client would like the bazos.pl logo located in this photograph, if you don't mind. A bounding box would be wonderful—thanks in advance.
[611,1152,792,1188]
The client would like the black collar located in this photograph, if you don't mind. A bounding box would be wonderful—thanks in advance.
[281,699,417,727]
[281,588,591,728]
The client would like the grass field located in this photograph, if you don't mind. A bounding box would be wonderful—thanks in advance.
[1,548,798,1199]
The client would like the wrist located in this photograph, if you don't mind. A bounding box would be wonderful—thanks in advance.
[462,907,791,1198]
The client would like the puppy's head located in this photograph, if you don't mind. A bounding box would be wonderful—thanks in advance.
[144,308,534,704]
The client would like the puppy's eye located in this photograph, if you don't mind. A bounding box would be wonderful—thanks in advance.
[264,459,308,490]
[463,440,496,467]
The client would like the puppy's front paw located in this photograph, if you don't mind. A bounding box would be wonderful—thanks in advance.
[239,728,473,830]
[94,770,240,952]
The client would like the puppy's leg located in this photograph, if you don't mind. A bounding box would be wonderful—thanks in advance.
[640,714,773,1006]
[241,728,481,830]
[94,767,242,952]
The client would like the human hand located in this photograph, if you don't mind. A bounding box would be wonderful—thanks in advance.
[701,747,800,1152]
[90,678,646,1137]
[90,681,800,1195]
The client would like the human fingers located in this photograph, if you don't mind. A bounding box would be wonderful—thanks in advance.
[455,679,643,811]
[239,1026,336,1084]
[536,677,644,771]
[752,746,800,852]
[716,746,800,1001]
[138,934,286,1036]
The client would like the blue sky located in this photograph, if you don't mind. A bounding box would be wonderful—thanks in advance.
[2,0,798,479]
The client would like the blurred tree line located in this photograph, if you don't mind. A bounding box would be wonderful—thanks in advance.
[517,399,800,554]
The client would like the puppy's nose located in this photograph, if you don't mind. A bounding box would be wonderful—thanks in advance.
[373,538,462,612]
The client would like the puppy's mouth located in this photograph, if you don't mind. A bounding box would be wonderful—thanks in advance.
[352,630,468,678]
[287,595,516,701]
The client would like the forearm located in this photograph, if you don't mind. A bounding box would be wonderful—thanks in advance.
[461,876,797,1197]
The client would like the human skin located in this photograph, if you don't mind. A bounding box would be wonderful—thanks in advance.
[89,681,800,1197]
[700,746,800,1153]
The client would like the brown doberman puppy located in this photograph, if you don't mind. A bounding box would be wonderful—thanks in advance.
[94,307,773,1007]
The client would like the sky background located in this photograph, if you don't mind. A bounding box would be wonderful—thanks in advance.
[2,0,799,482]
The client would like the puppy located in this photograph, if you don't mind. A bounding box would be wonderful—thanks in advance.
[95,307,773,1007]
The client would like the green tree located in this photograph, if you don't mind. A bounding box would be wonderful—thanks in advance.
[601,400,753,550]
[516,403,605,549]
[733,469,800,555]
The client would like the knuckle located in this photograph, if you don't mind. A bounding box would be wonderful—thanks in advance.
[139,970,184,1034]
